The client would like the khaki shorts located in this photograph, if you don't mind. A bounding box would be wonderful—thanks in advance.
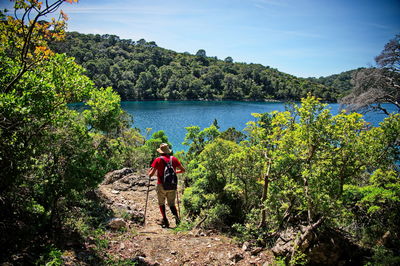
[156,184,176,206]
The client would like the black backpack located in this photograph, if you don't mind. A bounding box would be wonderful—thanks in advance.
[160,156,178,190]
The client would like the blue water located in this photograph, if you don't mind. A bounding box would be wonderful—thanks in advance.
[122,101,395,152]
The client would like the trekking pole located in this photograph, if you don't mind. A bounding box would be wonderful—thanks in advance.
[176,186,181,218]
[143,175,151,226]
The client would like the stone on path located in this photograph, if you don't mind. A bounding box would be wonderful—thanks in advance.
[108,218,126,229]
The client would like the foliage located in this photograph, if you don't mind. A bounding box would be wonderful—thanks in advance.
[0,0,78,93]
[83,86,127,134]
[143,130,172,161]
[366,246,400,266]
[219,127,246,143]
[307,69,357,97]
[182,136,264,228]
[171,220,194,232]
[49,32,340,102]
[181,95,400,262]
[183,124,220,157]
[343,167,400,246]
[35,245,63,266]
[0,1,143,263]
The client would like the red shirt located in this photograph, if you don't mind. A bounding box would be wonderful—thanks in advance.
[151,155,182,184]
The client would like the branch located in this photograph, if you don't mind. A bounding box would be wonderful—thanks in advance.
[4,0,65,93]
[194,215,208,229]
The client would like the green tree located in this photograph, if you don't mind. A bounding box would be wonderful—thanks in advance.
[51,31,342,102]
[224,56,233,63]
[143,130,172,161]
[196,49,207,57]
[83,86,127,135]
[181,95,399,263]
[183,124,220,156]
[219,127,246,143]
[0,1,141,261]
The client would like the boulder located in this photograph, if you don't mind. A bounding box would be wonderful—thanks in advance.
[103,168,134,185]
[272,222,370,265]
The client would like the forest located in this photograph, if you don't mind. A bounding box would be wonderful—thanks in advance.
[1,1,399,265]
[49,32,350,102]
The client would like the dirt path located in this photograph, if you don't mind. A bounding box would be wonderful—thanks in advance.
[97,170,274,265]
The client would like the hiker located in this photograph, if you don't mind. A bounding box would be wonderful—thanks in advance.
[148,143,185,228]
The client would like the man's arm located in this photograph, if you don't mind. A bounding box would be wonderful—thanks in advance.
[148,167,156,177]
[176,165,186,174]
[174,157,186,174]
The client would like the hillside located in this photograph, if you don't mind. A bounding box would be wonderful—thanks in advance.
[307,69,358,98]
[50,32,343,102]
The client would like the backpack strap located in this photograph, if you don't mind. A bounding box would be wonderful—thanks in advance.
[159,156,173,166]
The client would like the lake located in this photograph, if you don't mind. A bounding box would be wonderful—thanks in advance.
[121,101,394,152]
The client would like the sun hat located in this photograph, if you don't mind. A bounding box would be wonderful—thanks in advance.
[157,143,171,154]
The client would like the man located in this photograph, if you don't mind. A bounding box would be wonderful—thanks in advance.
[148,143,185,228]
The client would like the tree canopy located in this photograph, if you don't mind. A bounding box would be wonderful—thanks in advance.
[181,96,400,264]
[50,32,341,102]
[0,1,146,262]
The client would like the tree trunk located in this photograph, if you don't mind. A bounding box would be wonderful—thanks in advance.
[259,158,271,228]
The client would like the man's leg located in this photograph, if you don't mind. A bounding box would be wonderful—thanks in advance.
[166,190,180,225]
[159,205,167,219]
[170,205,180,225]
[156,184,169,227]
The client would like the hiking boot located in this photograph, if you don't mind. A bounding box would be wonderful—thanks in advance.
[175,216,181,226]
[161,218,169,228]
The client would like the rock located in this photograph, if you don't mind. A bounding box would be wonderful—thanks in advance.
[112,182,131,191]
[251,247,263,255]
[103,168,134,185]
[120,176,133,184]
[108,218,126,229]
[272,224,370,265]
[131,256,146,264]
[136,252,146,258]
[61,254,75,264]
[249,257,262,265]
[272,225,316,256]
[111,189,120,194]
[242,241,250,251]
[230,253,244,263]
[113,202,128,210]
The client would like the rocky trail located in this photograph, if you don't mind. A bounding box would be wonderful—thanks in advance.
[94,168,274,265]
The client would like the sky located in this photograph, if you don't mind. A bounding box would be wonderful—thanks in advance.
[2,0,399,78]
